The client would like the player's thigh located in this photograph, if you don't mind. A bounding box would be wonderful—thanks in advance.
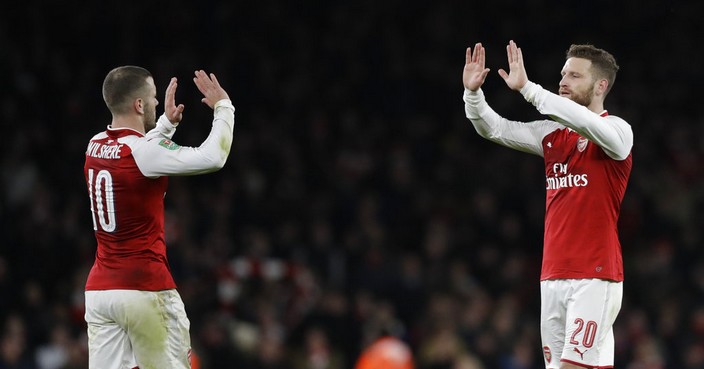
[126,290,192,369]
[562,279,622,366]
[85,291,137,369]
[565,279,622,346]
[540,280,569,369]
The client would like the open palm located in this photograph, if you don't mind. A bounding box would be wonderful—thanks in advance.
[497,40,528,91]
[164,77,185,124]
[462,43,490,91]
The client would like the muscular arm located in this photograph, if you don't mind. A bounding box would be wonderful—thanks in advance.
[131,99,235,177]
[520,81,633,160]
[464,88,562,157]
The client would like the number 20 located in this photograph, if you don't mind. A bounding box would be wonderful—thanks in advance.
[87,168,116,232]
[570,318,597,348]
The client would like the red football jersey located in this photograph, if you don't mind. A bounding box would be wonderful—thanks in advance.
[464,82,633,282]
[84,128,175,290]
[541,116,632,281]
[84,102,235,291]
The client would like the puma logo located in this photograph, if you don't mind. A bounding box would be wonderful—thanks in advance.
[573,347,587,360]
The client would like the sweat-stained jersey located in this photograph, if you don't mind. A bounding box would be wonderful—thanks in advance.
[463,82,633,282]
[84,99,235,291]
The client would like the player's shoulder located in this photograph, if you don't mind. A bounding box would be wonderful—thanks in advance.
[123,135,178,146]
[541,118,567,131]
[89,131,108,141]
[605,114,633,138]
[119,135,182,159]
[605,113,630,126]
[543,124,568,139]
[116,134,142,145]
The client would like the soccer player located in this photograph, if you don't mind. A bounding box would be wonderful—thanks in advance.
[462,40,632,369]
[83,66,234,369]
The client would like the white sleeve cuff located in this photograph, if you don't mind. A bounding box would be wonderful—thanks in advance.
[519,81,541,103]
[214,99,235,111]
[463,88,485,104]
[158,114,179,128]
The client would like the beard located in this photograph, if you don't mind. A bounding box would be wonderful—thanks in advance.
[143,104,157,132]
[566,84,594,107]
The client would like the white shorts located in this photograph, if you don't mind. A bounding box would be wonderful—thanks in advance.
[540,279,622,369]
[85,289,191,369]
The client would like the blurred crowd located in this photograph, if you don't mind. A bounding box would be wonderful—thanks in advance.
[2,1,704,368]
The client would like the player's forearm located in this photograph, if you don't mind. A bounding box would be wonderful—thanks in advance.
[463,88,496,139]
[520,81,633,160]
[135,99,235,177]
[194,99,235,170]
[145,115,178,140]
[463,89,550,156]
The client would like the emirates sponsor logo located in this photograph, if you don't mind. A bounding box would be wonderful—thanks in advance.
[546,163,588,190]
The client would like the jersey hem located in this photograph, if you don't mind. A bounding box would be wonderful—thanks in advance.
[540,275,623,282]
[85,285,177,291]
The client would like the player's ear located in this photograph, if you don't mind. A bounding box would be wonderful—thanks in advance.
[595,78,609,97]
[134,98,144,114]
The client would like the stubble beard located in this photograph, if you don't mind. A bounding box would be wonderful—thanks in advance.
[568,84,595,108]
[143,106,156,132]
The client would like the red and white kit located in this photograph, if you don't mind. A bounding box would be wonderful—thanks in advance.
[84,99,234,369]
[464,81,632,369]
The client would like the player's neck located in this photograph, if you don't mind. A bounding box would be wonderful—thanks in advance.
[587,98,605,115]
[110,115,146,134]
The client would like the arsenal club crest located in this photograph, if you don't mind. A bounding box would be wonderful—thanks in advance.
[577,137,588,152]
[543,346,552,363]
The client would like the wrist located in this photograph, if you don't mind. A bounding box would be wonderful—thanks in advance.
[463,88,484,104]
[519,81,540,102]
[158,114,178,128]
[214,99,235,111]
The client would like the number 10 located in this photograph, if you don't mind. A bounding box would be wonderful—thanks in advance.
[87,168,116,232]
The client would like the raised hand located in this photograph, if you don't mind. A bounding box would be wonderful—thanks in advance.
[164,77,185,124]
[462,43,491,91]
[498,40,528,91]
[193,70,230,109]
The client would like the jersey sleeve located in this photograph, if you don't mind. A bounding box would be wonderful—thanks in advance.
[463,88,561,157]
[520,81,633,160]
[144,114,178,140]
[130,99,236,177]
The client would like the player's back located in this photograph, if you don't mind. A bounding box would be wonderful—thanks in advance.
[84,127,176,291]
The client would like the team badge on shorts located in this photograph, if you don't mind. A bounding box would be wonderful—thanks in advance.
[577,137,588,152]
[543,346,552,363]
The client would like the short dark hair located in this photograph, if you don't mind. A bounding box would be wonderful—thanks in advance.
[566,44,619,95]
[102,66,153,115]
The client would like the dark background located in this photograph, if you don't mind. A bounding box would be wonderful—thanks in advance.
[2,1,703,368]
